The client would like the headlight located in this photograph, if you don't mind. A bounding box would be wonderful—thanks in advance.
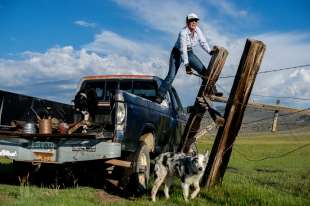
[116,102,126,124]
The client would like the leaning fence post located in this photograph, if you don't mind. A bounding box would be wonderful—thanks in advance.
[180,46,228,153]
[202,39,266,187]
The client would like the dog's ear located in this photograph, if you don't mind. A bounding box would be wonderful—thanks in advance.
[191,151,196,157]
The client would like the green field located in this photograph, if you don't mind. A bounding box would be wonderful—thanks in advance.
[0,131,309,206]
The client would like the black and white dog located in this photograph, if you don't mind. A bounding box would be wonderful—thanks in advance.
[151,151,209,202]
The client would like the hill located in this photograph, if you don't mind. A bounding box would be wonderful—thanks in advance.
[200,105,310,133]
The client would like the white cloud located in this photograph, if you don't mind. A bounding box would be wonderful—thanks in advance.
[0,32,169,103]
[85,31,168,62]
[0,1,309,109]
[208,0,248,18]
[112,0,310,108]
[74,20,96,28]
[250,33,310,106]
[114,0,205,34]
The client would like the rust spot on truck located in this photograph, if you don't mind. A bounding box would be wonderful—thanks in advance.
[33,152,54,162]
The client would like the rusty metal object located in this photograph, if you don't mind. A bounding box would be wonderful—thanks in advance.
[33,151,54,162]
[67,120,91,134]
[67,120,84,134]
[39,118,52,134]
[58,122,69,134]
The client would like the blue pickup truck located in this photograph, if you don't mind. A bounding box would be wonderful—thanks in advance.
[0,74,187,194]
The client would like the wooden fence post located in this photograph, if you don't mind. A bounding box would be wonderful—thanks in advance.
[271,99,280,132]
[180,46,228,153]
[202,39,266,187]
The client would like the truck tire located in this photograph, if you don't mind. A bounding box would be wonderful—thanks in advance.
[122,143,150,197]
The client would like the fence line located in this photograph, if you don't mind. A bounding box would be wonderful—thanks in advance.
[219,64,310,79]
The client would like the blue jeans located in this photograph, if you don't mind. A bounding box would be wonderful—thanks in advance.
[158,48,209,99]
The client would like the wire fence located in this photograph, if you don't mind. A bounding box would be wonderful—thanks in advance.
[219,64,310,79]
[198,63,310,162]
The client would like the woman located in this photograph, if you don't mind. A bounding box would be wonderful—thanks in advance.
[157,13,221,103]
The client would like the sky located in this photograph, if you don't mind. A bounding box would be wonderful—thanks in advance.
[0,0,310,108]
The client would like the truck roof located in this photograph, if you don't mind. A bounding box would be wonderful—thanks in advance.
[82,74,155,81]
[76,74,163,92]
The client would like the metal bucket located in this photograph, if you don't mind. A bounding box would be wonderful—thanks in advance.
[23,123,37,134]
[39,119,52,134]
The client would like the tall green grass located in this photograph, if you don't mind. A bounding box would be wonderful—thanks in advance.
[0,131,309,205]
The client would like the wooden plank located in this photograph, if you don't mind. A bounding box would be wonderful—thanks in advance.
[210,96,310,115]
[105,159,132,168]
[203,39,266,187]
[180,46,228,153]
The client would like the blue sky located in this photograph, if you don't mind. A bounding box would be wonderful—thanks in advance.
[1,0,309,57]
[0,0,310,108]
[0,0,165,57]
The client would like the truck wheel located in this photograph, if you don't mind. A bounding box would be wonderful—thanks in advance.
[123,143,150,197]
[135,143,150,192]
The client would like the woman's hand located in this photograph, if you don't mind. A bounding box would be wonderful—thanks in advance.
[185,64,193,75]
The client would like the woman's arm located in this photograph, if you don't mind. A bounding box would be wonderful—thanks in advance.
[197,27,212,55]
[180,30,189,65]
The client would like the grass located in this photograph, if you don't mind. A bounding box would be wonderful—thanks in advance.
[0,131,309,205]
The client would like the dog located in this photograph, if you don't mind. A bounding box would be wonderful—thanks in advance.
[151,151,209,202]
[73,87,97,133]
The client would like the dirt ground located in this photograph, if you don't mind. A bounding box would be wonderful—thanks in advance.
[96,190,125,203]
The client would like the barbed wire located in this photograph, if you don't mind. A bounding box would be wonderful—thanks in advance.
[219,64,310,79]
[216,84,310,102]
[242,108,310,125]
[252,94,310,101]
[209,90,310,125]
[196,111,310,162]
[196,64,310,163]
[233,142,310,162]
[221,122,310,161]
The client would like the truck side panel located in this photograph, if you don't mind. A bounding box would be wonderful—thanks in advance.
[116,91,172,152]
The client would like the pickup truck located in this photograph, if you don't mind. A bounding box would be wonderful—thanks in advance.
[0,74,187,194]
